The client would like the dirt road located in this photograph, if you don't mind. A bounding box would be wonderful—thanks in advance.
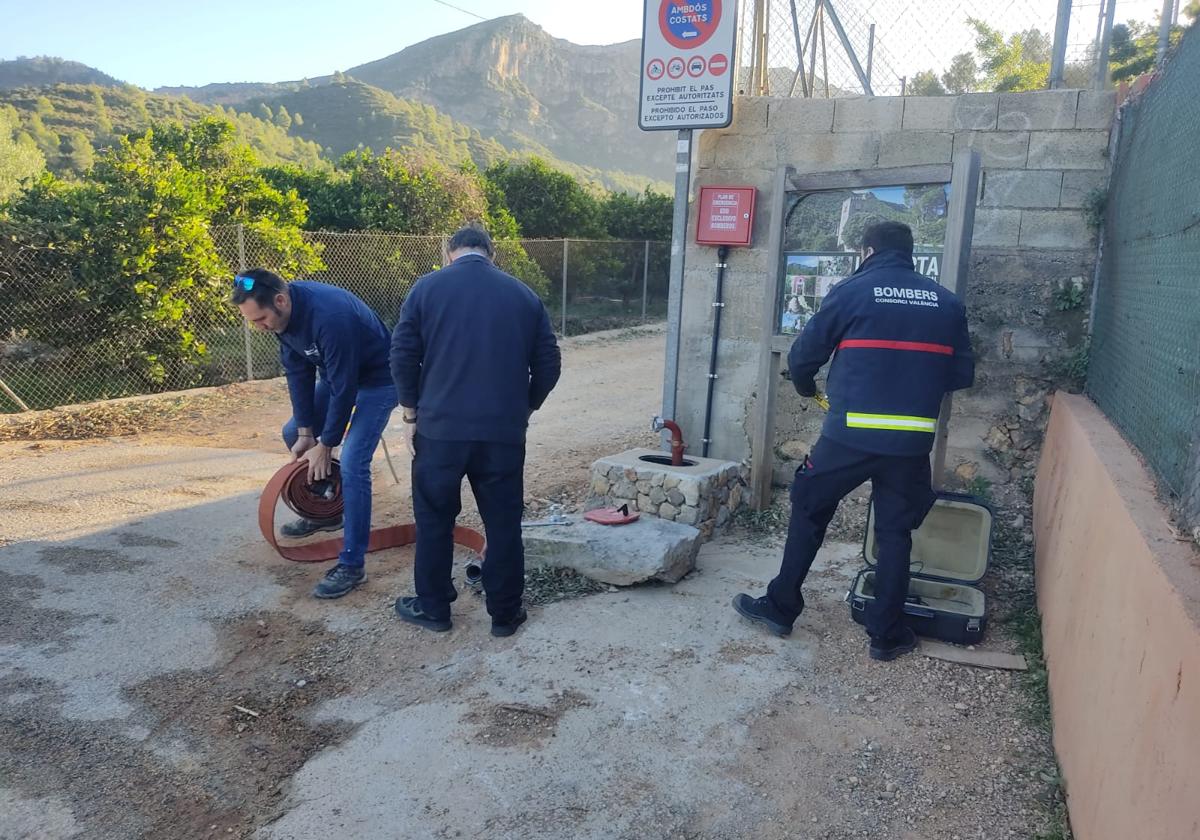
[0,325,1065,840]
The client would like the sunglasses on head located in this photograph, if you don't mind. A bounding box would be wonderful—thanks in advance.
[233,275,255,292]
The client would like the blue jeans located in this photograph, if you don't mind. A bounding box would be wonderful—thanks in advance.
[282,381,399,569]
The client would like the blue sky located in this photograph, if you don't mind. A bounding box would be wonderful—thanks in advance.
[864,187,907,206]
[0,0,1170,90]
[0,0,648,89]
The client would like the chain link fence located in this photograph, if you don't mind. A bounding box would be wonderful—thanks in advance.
[735,0,1129,97]
[1088,24,1200,534]
[0,227,668,413]
[0,242,252,413]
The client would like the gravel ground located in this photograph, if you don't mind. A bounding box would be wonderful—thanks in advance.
[0,325,1069,839]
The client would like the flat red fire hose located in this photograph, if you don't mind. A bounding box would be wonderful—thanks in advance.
[258,460,486,563]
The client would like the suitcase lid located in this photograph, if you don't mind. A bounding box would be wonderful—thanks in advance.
[862,491,992,584]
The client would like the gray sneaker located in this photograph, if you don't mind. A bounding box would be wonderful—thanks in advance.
[394,597,452,632]
[312,564,365,599]
[280,516,343,538]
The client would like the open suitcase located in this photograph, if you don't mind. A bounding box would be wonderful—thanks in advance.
[847,491,993,645]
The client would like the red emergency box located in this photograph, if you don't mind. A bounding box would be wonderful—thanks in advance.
[695,186,756,246]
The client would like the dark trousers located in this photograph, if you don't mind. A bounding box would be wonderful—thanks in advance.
[766,435,936,642]
[411,434,526,622]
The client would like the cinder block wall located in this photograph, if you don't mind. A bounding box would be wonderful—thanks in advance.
[676,90,1115,488]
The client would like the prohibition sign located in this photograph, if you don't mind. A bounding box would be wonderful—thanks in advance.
[646,58,665,80]
[667,57,686,79]
[659,0,722,50]
[686,55,707,77]
[708,53,729,75]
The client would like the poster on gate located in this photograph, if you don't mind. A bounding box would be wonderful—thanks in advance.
[776,183,952,335]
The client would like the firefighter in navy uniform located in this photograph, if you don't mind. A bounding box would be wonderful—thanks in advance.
[733,221,975,661]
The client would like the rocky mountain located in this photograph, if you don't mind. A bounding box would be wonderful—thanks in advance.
[343,15,675,183]
[3,17,694,189]
[0,83,327,175]
[230,77,660,193]
[155,81,309,105]
[157,15,676,186]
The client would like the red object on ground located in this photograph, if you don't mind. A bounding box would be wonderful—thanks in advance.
[258,460,485,563]
[584,507,641,526]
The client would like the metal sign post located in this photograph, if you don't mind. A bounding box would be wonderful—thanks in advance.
[662,130,692,428]
[237,223,255,381]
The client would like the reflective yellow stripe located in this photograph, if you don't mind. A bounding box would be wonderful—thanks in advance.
[846,412,937,433]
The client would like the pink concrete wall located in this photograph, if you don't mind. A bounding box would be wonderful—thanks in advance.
[1034,393,1200,840]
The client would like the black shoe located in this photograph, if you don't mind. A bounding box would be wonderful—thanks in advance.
[731,594,793,637]
[491,607,528,638]
[281,516,343,538]
[312,564,365,599]
[394,596,452,632]
[869,626,919,662]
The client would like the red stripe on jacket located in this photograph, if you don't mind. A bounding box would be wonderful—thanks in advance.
[837,339,954,355]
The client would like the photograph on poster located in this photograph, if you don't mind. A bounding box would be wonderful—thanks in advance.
[780,253,857,335]
[778,183,950,335]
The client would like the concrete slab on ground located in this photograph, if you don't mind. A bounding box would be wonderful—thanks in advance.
[523,515,702,585]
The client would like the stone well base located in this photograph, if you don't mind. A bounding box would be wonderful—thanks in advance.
[587,448,749,539]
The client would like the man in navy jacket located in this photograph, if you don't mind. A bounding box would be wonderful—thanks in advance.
[234,268,398,600]
[733,221,975,661]
[390,226,561,637]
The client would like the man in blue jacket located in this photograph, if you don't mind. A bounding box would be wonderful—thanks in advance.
[233,268,398,599]
[390,226,561,637]
[733,221,975,661]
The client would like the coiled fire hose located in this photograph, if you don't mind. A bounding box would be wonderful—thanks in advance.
[258,460,486,564]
